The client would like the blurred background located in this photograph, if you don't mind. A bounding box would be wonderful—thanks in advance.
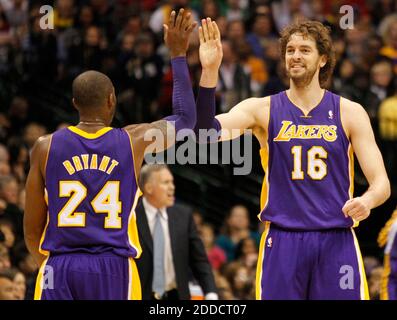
[0,0,396,300]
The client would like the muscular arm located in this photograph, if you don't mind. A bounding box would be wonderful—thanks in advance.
[341,98,391,221]
[195,18,268,142]
[124,10,197,174]
[24,135,51,267]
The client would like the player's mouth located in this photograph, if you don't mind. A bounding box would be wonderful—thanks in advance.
[290,64,305,70]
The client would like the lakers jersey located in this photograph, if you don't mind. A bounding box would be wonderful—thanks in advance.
[259,90,355,230]
[40,126,142,258]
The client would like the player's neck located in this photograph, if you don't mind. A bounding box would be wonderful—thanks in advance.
[288,80,324,111]
[76,118,109,132]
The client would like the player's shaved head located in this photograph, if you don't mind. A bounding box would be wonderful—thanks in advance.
[72,70,114,110]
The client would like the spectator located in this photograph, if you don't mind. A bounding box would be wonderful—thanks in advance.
[378,80,397,183]
[8,267,26,300]
[200,223,227,271]
[246,12,277,59]
[0,243,10,271]
[23,122,47,149]
[0,269,17,300]
[0,219,15,249]
[217,40,251,112]
[216,205,260,262]
[234,237,258,271]
[149,0,199,35]
[0,175,19,205]
[379,14,397,73]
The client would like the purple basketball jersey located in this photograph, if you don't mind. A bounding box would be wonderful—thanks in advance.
[40,126,142,258]
[259,90,355,229]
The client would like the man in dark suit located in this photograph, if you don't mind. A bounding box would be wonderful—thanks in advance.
[135,164,218,300]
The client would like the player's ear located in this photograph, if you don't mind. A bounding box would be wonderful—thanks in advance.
[108,93,115,109]
[72,98,79,111]
[319,55,327,68]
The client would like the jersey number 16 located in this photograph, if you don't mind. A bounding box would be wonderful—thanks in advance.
[291,146,328,180]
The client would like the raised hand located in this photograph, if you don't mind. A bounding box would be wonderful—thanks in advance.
[199,17,223,71]
[163,8,197,58]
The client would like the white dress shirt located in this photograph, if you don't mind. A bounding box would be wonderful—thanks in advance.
[142,197,177,292]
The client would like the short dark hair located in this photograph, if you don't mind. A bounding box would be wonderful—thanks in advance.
[138,164,169,191]
[72,70,114,109]
[279,20,336,88]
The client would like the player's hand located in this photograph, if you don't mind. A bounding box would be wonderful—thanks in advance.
[163,8,197,58]
[199,18,223,71]
[342,197,371,222]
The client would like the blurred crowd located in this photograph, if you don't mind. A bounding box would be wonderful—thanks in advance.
[1,0,397,300]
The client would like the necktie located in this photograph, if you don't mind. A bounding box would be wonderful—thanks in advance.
[152,210,165,297]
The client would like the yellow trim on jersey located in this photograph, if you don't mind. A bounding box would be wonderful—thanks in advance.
[339,95,350,139]
[34,256,49,300]
[125,129,141,188]
[44,135,53,174]
[350,229,369,300]
[68,126,112,139]
[124,129,143,258]
[258,96,271,220]
[380,254,390,300]
[255,221,271,300]
[39,189,50,256]
[128,189,143,258]
[39,135,53,255]
[348,144,354,199]
[128,257,142,300]
[347,144,359,228]
[259,148,270,216]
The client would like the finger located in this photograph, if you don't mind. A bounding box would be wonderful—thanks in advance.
[207,17,214,40]
[163,24,168,40]
[343,203,359,218]
[182,12,191,31]
[175,8,184,29]
[198,26,204,44]
[168,10,176,28]
[203,18,210,42]
[213,21,221,40]
[186,21,198,34]
[342,199,356,213]
[346,207,361,218]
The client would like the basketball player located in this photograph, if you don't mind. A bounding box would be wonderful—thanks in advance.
[194,18,391,299]
[24,9,197,300]
[378,207,397,300]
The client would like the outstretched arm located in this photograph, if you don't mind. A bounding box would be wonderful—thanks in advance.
[341,99,391,222]
[124,9,197,167]
[195,18,260,142]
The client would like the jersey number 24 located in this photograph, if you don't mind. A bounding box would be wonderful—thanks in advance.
[57,181,122,228]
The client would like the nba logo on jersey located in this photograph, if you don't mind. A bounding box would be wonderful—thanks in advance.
[328,110,333,119]
[267,237,273,248]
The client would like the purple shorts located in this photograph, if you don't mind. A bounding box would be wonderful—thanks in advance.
[256,222,369,300]
[34,252,141,300]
